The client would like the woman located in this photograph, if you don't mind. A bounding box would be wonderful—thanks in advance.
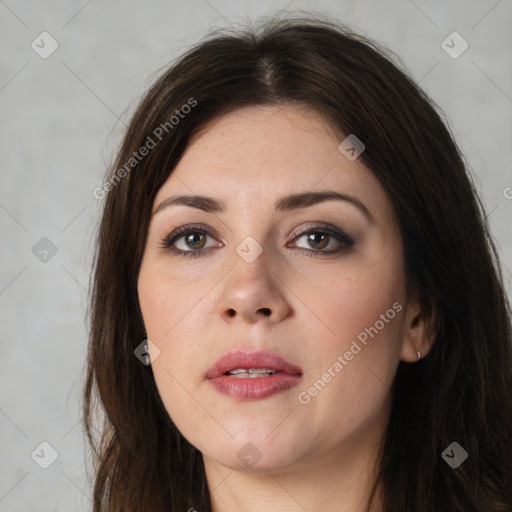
[83,14,512,512]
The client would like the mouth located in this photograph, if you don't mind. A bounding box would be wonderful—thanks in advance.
[206,349,303,400]
[224,368,280,378]
[206,349,303,379]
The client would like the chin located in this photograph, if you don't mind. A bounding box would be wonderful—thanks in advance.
[202,435,306,473]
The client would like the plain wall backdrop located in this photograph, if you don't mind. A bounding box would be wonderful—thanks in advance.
[1,1,511,510]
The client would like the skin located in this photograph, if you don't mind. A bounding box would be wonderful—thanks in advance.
[137,105,435,512]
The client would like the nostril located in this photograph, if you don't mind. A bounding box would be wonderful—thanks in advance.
[260,308,271,316]
[227,309,236,317]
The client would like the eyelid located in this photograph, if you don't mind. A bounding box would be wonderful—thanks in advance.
[288,222,355,249]
[290,222,351,240]
[160,221,355,257]
[158,223,222,250]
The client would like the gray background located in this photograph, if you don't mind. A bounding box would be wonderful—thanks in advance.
[0,0,510,510]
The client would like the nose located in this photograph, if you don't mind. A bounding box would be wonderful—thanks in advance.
[216,249,292,324]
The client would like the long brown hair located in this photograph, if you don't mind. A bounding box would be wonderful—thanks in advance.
[83,14,512,511]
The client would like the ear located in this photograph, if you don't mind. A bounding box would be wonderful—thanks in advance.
[400,297,437,363]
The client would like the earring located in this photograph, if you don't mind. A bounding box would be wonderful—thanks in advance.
[417,351,421,360]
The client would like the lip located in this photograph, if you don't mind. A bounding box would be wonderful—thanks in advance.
[206,349,303,400]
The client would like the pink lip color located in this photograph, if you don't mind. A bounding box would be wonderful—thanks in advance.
[206,350,303,400]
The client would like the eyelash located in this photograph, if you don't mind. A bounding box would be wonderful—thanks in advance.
[159,223,355,260]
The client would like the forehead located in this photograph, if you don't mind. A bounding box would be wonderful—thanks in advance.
[155,105,386,213]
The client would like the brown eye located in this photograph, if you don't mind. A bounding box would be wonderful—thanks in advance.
[305,232,329,250]
[290,224,355,255]
[160,225,223,259]
[183,232,207,250]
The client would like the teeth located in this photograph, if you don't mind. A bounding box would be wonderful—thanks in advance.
[227,368,278,378]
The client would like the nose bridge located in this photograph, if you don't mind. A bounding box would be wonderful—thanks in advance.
[229,237,274,297]
[216,232,290,323]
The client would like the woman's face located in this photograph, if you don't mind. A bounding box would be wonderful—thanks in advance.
[138,105,423,474]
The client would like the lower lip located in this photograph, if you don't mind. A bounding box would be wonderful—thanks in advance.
[208,373,303,400]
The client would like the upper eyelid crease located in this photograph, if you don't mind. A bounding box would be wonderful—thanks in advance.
[161,223,355,255]
[152,191,374,224]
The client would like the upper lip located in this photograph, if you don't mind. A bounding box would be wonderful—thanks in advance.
[206,349,303,378]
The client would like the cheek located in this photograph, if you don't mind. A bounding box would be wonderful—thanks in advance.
[291,254,406,411]
[138,261,207,340]
[298,261,405,349]
[138,260,211,387]
[139,271,208,435]
[293,276,404,443]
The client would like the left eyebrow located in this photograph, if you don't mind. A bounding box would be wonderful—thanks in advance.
[153,190,374,223]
